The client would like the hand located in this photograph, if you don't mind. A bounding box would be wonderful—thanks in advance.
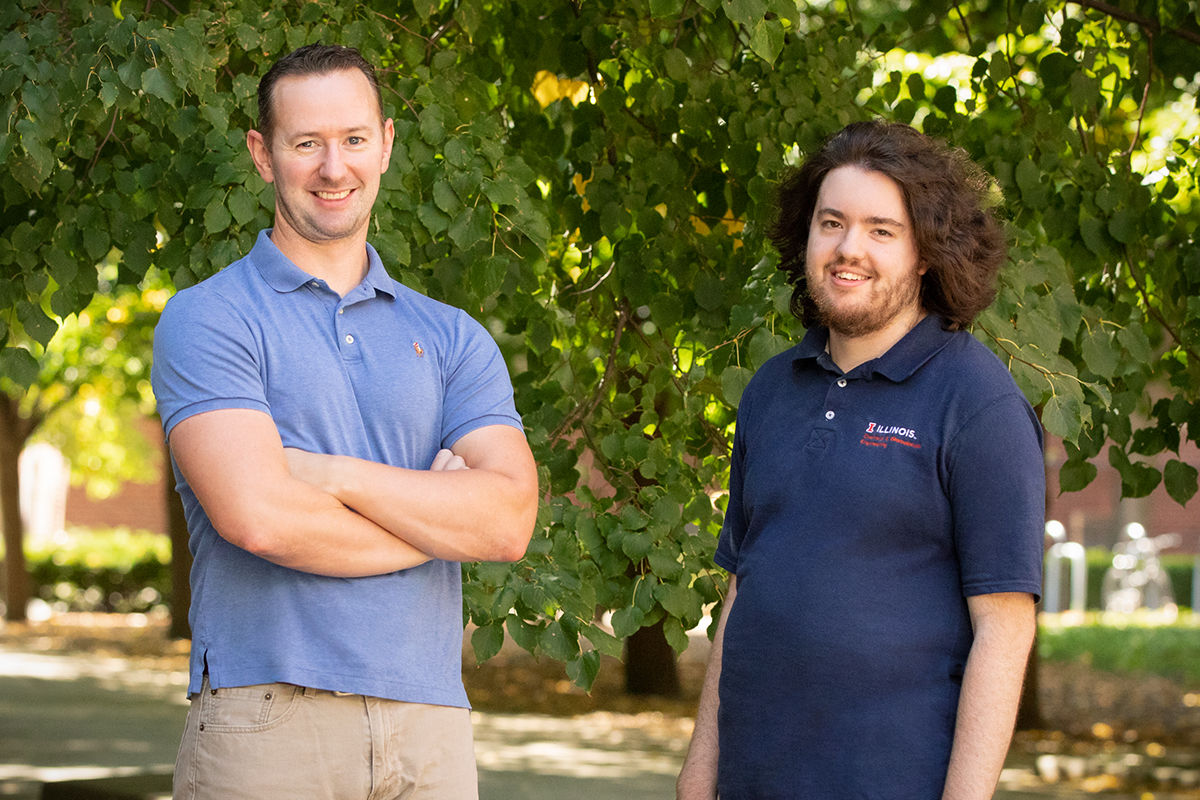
[429,448,469,471]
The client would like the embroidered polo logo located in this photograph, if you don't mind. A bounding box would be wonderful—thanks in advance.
[413,342,424,357]
[861,422,921,450]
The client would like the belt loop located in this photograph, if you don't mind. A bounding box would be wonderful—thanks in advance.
[303,686,317,698]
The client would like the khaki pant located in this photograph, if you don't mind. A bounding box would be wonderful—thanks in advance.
[173,678,478,800]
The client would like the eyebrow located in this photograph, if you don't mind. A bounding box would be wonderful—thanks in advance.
[816,207,907,228]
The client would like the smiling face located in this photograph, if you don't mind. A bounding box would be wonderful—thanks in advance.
[248,69,394,250]
[804,165,926,341]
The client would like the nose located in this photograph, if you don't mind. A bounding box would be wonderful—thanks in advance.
[319,144,348,182]
[835,225,866,262]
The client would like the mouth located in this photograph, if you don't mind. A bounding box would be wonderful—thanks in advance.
[833,270,869,282]
[314,189,353,201]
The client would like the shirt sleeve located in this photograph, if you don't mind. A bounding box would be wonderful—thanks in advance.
[439,309,523,448]
[946,392,1046,599]
[151,286,270,439]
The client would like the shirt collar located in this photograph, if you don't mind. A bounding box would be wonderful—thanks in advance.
[793,314,955,381]
[249,229,397,300]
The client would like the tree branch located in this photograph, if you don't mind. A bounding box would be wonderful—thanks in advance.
[550,300,631,444]
[1067,0,1200,46]
[1124,250,1200,365]
[1122,32,1153,159]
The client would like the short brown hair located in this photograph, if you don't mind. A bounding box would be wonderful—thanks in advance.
[257,43,383,147]
[768,120,1007,331]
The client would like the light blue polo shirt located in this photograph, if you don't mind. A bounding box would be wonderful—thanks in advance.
[714,314,1044,798]
[152,230,523,705]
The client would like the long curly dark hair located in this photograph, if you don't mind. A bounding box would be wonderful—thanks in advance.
[768,120,1007,332]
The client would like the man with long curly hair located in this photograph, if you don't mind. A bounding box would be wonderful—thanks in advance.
[678,121,1045,799]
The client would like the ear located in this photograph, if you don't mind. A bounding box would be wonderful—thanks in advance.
[379,118,395,175]
[247,129,275,184]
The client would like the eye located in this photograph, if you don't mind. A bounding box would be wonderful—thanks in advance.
[347,136,365,145]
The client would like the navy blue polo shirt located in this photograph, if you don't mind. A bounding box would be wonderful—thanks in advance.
[714,315,1044,799]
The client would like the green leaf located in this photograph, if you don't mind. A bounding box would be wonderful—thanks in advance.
[1164,459,1198,506]
[723,0,767,26]
[204,197,232,234]
[1,345,39,388]
[1058,457,1097,493]
[419,105,447,145]
[663,48,689,82]
[651,0,685,18]
[141,67,178,104]
[1117,324,1152,364]
[17,300,57,346]
[540,619,577,662]
[1080,327,1118,378]
[227,187,258,226]
[663,616,690,653]
[582,623,624,658]
[611,606,645,639]
[482,176,521,207]
[749,18,784,64]
[721,365,753,407]
[1107,445,1161,499]
[471,622,505,662]
[449,205,491,251]
[1108,208,1138,244]
[1069,72,1099,113]
[565,650,601,691]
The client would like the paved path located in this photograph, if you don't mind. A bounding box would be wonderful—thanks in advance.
[0,643,1176,800]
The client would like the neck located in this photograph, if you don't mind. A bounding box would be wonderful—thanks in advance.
[269,226,370,297]
[827,309,927,373]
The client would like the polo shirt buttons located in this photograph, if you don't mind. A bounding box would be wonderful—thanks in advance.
[837,379,847,388]
[825,410,835,420]
[345,334,355,344]
[338,308,344,315]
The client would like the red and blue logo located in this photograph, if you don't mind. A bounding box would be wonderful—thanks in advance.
[861,422,921,450]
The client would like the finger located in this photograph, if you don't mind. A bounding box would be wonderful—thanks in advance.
[429,448,455,470]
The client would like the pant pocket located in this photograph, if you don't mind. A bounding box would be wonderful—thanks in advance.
[198,682,302,733]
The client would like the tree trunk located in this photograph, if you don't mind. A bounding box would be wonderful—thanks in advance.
[623,616,681,696]
[164,440,192,640]
[0,397,30,623]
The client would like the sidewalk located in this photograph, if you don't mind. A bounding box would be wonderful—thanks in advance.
[0,640,1177,800]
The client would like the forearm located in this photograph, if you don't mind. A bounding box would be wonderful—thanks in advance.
[289,426,538,563]
[678,575,736,800]
[170,408,432,578]
[236,475,434,576]
[942,593,1036,800]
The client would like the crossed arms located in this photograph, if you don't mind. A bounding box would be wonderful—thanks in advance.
[169,407,538,577]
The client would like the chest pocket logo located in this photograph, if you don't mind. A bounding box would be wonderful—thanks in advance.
[861,422,922,450]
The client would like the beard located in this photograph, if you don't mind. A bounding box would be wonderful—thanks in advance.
[806,262,924,339]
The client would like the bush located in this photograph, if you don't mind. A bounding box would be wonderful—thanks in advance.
[23,527,172,614]
[1039,614,1200,683]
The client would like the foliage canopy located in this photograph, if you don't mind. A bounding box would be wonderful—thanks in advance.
[3,0,1199,685]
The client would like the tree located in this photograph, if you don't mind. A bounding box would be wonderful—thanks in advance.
[2,0,1197,686]
[0,265,163,621]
